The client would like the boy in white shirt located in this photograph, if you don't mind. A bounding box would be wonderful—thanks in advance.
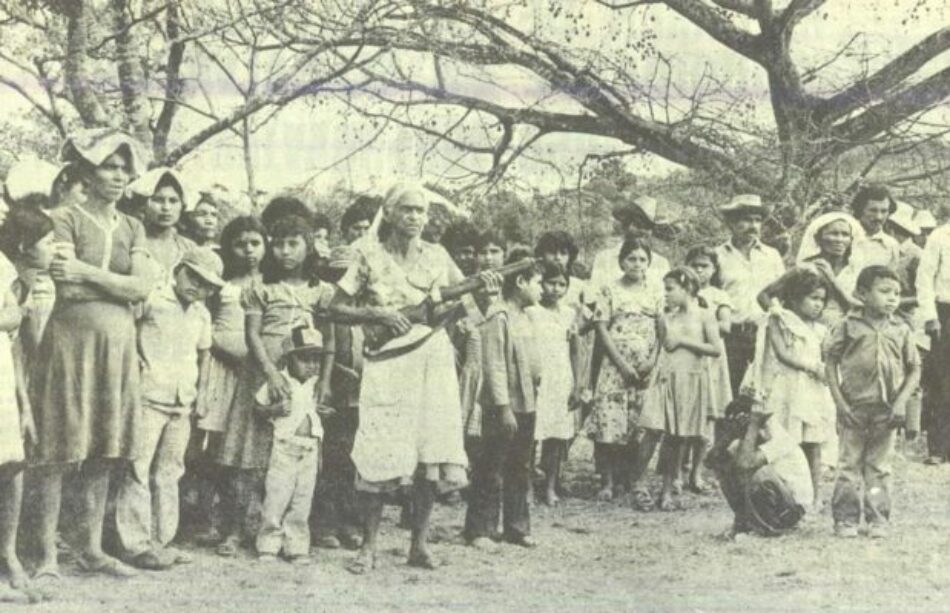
[255,326,333,563]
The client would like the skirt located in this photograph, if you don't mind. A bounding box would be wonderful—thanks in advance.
[641,367,712,438]
[0,335,23,467]
[216,358,274,471]
[352,328,468,490]
[195,354,240,433]
[32,300,140,465]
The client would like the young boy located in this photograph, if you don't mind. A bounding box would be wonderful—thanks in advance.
[255,326,332,564]
[116,247,223,570]
[464,249,542,550]
[824,265,921,538]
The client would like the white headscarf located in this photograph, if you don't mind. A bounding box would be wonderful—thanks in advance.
[796,211,866,265]
[126,167,192,210]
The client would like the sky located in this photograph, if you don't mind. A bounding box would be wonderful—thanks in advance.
[1,0,947,200]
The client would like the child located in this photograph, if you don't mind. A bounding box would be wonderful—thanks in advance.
[0,203,37,601]
[115,248,223,570]
[476,229,507,272]
[255,327,332,564]
[528,261,581,506]
[465,250,542,550]
[217,214,334,550]
[585,238,662,502]
[634,267,723,511]
[824,265,920,538]
[743,266,834,510]
[193,216,266,551]
[684,246,733,490]
[181,194,220,248]
[534,230,584,306]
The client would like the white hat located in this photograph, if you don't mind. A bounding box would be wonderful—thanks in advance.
[60,127,149,176]
[720,194,768,216]
[915,209,937,231]
[4,157,61,203]
[889,201,920,236]
[126,167,193,211]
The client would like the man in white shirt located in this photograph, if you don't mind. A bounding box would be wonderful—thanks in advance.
[706,401,812,537]
[715,195,786,394]
[590,195,670,292]
[916,198,950,463]
[851,184,901,271]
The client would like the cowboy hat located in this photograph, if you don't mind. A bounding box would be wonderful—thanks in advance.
[719,194,768,217]
[888,201,920,236]
[281,326,332,358]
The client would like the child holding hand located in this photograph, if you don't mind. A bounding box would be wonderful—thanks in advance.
[255,327,333,563]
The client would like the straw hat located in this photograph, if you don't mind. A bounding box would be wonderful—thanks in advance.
[719,194,768,217]
[888,201,920,236]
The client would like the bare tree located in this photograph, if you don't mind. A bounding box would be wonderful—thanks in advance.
[277,0,950,206]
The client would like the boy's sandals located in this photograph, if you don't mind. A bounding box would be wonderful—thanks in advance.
[346,552,377,575]
[77,554,138,578]
[631,488,654,511]
[31,563,61,583]
[313,535,341,550]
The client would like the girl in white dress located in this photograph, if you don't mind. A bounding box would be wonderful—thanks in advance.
[528,262,581,506]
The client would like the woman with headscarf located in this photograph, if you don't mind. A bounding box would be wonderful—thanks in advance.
[30,128,153,579]
[758,211,865,326]
[330,182,496,573]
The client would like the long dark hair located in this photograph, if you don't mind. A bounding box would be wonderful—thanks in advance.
[219,215,268,281]
[261,214,313,283]
[685,245,722,288]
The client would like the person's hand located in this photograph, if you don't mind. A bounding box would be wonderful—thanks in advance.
[926,319,941,336]
[49,252,90,283]
[889,400,907,429]
[807,364,826,383]
[377,308,412,337]
[20,408,36,448]
[810,259,834,281]
[837,403,857,428]
[266,370,291,402]
[664,332,680,352]
[498,405,517,437]
[620,364,640,386]
[316,403,337,418]
[478,270,503,295]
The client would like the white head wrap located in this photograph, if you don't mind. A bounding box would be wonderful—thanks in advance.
[796,211,866,264]
[126,167,192,210]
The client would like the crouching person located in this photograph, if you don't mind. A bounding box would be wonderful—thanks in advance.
[255,326,332,565]
[705,399,813,538]
[117,248,223,569]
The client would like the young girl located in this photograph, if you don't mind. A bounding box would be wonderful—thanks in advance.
[193,216,266,551]
[216,214,334,552]
[585,238,662,502]
[181,194,220,248]
[126,167,195,283]
[683,246,733,491]
[0,203,39,601]
[634,267,723,511]
[528,262,581,506]
[743,266,833,508]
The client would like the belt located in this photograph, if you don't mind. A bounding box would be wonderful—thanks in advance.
[730,322,757,334]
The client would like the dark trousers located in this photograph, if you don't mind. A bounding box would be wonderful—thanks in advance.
[464,411,535,541]
[926,302,950,459]
[724,324,757,397]
[310,407,359,539]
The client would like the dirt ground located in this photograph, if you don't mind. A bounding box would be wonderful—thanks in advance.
[13,437,950,612]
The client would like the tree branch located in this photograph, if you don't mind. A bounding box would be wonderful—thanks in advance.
[779,0,825,30]
[659,0,762,61]
[154,1,186,160]
[817,26,950,121]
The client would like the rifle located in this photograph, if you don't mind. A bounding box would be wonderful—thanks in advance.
[362,257,536,355]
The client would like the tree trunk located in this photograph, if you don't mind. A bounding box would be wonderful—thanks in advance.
[112,0,153,150]
[62,0,110,127]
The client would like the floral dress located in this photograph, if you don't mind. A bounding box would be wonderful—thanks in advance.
[585,278,662,445]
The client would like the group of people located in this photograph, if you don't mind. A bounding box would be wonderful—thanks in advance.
[0,127,943,601]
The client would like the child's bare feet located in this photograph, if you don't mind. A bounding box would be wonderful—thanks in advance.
[407,547,437,570]
[687,479,711,495]
[595,486,614,502]
[346,550,377,575]
[31,561,60,583]
[658,490,676,511]
[542,488,560,506]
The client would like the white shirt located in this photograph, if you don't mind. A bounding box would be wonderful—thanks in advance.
[759,419,815,508]
[715,239,786,325]
[915,224,950,323]
[590,242,670,295]
[852,230,900,271]
[255,372,323,442]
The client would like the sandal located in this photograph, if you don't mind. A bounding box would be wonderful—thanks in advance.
[216,536,240,558]
[658,492,677,512]
[631,488,654,511]
[77,554,138,578]
[31,564,61,583]
[406,551,438,570]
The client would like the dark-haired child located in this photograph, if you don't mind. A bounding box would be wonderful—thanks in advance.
[476,230,507,272]
[181,194,220,248]
[442,221,481,277]
[743,266,834,509]
[255,327,332,564]
[824,265,920,538]
[217,215,334,552]
[634,267,722,511]
[465,249,542,549]
[528,261,581,506]
[194,216,266,552]
[586,238,662,501]
[116,248,223,569]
